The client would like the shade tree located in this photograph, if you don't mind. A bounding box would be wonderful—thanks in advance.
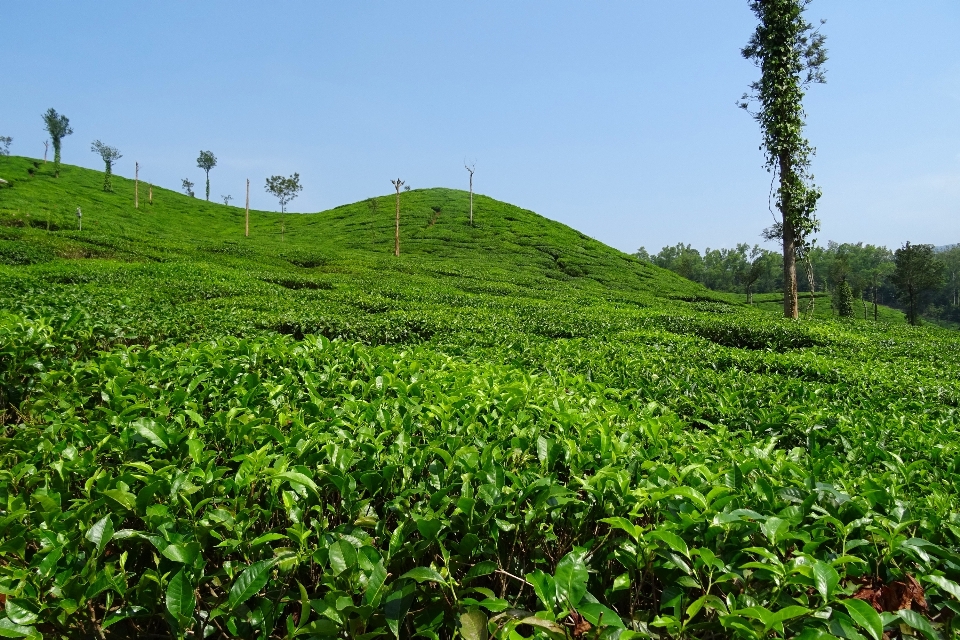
[197,151,217,201]
[41,108,73,178]
[892,242,945,325]
[740,0,828,318]
[265,173,303,241]
[90,140,122,192]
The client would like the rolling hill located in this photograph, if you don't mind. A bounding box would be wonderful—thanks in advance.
[1,155,959,639]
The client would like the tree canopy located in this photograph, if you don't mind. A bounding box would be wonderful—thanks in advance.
[264,173,303,213]
[196,151,217,201]
[90,140,122,192]
[41,108,73,177]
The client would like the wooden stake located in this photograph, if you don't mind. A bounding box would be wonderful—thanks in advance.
[149,185,153,205]
[391,178,404,256]
[464,162,475,226]
[135,162,139,209]
[245,178,250,237]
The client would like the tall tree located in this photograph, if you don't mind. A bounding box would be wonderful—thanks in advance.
[265,173,303,241]
[41,108,73,178]
[90,140,122,192]
[891,242,945,325]
[740,0,827,318]
[391,179,404,256]
[197,151,217,201]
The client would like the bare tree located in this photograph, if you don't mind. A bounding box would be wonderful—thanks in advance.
[222,195,233,205]
[43,140,48,162]
[465,161,475,225]
[245,179,250,237]
[391,178,404,256]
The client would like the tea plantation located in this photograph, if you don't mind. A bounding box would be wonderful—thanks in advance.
[1,156,959,639]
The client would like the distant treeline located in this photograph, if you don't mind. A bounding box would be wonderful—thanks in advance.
[637,242,960,324]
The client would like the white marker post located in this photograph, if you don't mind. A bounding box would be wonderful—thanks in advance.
[76,207,82,231]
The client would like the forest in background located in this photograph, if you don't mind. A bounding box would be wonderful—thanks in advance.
[637,242,960,325]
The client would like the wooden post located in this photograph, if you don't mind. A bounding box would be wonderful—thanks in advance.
[391,179,404,256]
[464,162,475,226]
[149,185,153,205]
[245,179,250,237]
[135,162,139,209]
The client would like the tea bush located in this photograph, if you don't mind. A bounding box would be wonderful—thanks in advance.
[1,156,959,639]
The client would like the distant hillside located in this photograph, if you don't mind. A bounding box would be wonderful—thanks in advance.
[0,154,740,347]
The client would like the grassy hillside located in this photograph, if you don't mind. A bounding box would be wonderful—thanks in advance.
[1,156,959,639]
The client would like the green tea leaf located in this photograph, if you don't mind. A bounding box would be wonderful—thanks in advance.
[554,549,588,607]
[328,540,357,576]
[85,515,114,555]
[165,568,196,625]
[131,418,168,449]
[384,582,415,638]
[897,609,941,640]
[228,559,276,610]
[399,566,445,584]
[460,610,489,640]
[841,599,883,640]
[3,600,38,626]
[812,560,839,602]
[162,542,202,565]
[0,618,40,639]
[924,575,960,602]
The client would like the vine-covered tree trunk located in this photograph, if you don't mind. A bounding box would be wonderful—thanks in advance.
[780,154,798,318]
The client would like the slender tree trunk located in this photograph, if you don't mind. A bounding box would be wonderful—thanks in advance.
[53,142,61,178]
[779,153,798,319]
[205,172,210,201]
[395,188,401,257]
[469,172,474,226]
[135,162,139,209]
[873,285,878,321]
[245,179,250,237]
[43,141,48,163]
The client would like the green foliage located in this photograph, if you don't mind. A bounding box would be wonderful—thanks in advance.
[40,108,73,178]
[265,173,303,214]
[181,178,195,198]
[833,277,854,317]
[0,136,11,157]
[90,140,122,192]
[0,156,959,638]
[893,242,946,325]
[197,150,217,201]
[741,0,827,316]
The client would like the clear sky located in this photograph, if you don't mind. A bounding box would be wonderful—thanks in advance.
[2,2,957,253]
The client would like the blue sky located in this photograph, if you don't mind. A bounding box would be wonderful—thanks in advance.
[2,2,957,253]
